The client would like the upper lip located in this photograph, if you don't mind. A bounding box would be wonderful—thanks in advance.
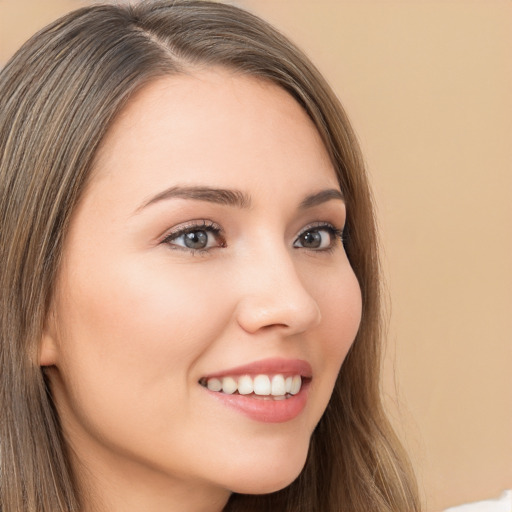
[201,358,313,380]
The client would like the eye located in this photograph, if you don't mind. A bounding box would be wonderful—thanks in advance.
[162,221,225,252]
[293,224,343,251]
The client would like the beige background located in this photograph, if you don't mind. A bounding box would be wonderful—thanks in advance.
[1,1,510,511]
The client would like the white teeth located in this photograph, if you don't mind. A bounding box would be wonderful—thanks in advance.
[222,376,237,394]
[290,375,302,395]
[207,378,222,392]
[253,375,271,395]
[238,375,254,395]
[285,376,293,393]
[271,374,286,396]
[203,373,304,397]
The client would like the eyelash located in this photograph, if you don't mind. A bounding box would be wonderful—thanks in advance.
[161,220,225,254]
[161,220,344,254]
[295,222,345,253]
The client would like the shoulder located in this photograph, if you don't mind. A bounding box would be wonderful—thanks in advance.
[443,491,512,512]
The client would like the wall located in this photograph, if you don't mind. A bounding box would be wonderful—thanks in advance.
[1,1,510,510]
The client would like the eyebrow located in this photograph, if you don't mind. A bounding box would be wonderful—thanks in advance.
[136,186,252,212]
[135,185,344,213]
[298,188,344,209]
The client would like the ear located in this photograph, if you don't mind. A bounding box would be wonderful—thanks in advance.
[39,309,60,367]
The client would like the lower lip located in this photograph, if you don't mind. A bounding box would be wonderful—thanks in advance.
[204,383,309,423]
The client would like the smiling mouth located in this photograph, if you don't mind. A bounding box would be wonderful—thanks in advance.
[199,374,306,400]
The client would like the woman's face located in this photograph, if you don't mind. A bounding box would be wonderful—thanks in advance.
[42,69,362,507]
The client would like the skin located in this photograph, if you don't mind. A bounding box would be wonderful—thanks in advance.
[41,69,362,512]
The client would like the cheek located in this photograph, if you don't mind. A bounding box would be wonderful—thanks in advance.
[322,269,362,354]
[310,258,362,350]
[307,263,362,411]
[54,255,230,410]
[51,255,238,467]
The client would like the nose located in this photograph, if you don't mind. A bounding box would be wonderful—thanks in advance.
[234,248,322,336]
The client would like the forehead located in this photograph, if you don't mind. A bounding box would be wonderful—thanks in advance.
[89,69,339,206]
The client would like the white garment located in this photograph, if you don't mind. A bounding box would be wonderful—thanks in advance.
[444,490,512,512]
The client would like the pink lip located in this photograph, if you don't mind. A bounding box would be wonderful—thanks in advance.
[200,358,312,423]
[201,358,313,379]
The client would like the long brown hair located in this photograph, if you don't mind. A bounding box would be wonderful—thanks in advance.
[0,2,420,510]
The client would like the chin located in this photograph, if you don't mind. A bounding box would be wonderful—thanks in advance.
[222,439,309,495]
[228,468,304,496]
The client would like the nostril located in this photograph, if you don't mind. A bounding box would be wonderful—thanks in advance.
[235,292,321,335]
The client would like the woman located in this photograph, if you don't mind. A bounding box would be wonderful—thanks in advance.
[0,1,420,511]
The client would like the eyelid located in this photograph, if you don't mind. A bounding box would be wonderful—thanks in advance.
[160,219,225,252]
[296,221,343,238]
[293,222,344,250]
[158,219,344,254]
